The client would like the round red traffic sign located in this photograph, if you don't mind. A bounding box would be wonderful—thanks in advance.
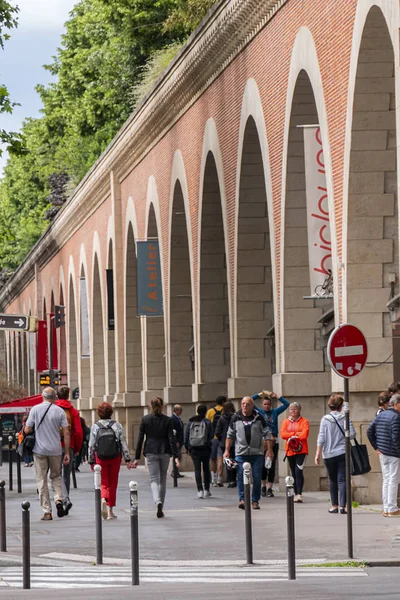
[327,323,368,378]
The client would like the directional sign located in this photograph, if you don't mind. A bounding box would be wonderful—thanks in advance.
[327,323,368,378]
[0,314,29,332]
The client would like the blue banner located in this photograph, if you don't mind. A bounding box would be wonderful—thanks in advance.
[137,240,163,316]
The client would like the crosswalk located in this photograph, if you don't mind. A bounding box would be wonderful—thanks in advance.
[0,564,368,588]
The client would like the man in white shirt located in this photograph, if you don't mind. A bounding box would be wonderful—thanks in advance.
[25,387,70,521]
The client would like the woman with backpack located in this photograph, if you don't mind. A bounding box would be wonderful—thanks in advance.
[215,401,237,488]
[88,402,134,520]
[185,404,213,498]
[280,402,309,503]
[133,397,179,518]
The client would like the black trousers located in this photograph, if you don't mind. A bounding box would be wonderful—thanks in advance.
[324,453,346,507]
[287,454,307,495]
[191,450,211,492]
[262,442,279,483]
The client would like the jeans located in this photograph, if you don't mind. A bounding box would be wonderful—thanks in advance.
[287,454,307,495]
[191,449,211,491]
[61,449,75,504]
[236,455,264,502]
[380,454,400,513]
[146,453,171,505]
[324,453,346,507]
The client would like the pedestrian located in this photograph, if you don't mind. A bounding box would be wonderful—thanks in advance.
[24,387,70,521]
[18,416,33,467]
[314,394,355,514]
[89,402,134,520]
[206,396,225,487]
[388,382,400,396]
[55,385,83,515]
[252,389,290,497]
[215,401,236,487]
[367,394,400,517]
[280,402,309,503]
[185,404,213,498]
[224,396,273,510]
[377,392,390,416]
[171,404,185,478]
[134,397,178,518]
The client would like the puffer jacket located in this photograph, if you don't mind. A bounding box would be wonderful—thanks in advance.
[367,408,400,458]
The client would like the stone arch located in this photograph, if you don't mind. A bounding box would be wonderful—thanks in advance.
[67,268,79,397]
[59,279,67,385]
[346,5,398,387]
[79,248,91,406]
[92,246,106,401]
[107,237,116,396]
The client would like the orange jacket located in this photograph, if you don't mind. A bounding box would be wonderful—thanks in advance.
[280,416,309,456]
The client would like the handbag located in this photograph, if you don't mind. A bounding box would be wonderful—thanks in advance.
[21,403,52,453]
[332,416,371,476]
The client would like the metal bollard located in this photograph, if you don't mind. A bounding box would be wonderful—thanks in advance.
[22,501,30,589]
[16,434,22,494]
[8,436,13,492]
[0,437,3,467]
[72,459,77,489]
[129,481,139,586]
[285,475,296,580]
[243,462,253,565]
[94,465,103,565]
[173,458,178,488]
[0,480,6,552]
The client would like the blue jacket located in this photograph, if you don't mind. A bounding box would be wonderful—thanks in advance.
[367,408,400,458]
[252,395,290,437]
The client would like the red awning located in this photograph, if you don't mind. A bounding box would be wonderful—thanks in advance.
[0,395,42,414]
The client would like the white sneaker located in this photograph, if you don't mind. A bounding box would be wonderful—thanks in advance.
[297,494,303,503]
[204,490,212,498]
[211,480,218,487]
[197,490,204,499]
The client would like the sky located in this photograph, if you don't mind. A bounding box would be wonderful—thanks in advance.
[0,0,77,173]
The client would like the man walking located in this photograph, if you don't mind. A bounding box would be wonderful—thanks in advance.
[367,394,400,517]
[56,385,83,514]
[171,404,184,478]
[25,387,70,520]
[224,397,273,510]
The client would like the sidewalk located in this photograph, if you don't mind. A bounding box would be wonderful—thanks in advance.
[0,461,398,566]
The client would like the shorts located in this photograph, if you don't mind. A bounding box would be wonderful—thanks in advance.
[217,445,224,458]
[210,438,220,461]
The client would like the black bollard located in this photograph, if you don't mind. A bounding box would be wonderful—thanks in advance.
[8,436,13,492]
[22,501,30,589]
[243,462,253,565]
[0,480,6,552]
[129,481,140,586]
[16,435,22,494]
[94,465,103,565]
[72,459,77,489]
[285,475,296,580]
[173,458,178,488]
[0,437,3,467]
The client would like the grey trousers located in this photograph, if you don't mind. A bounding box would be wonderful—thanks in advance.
[146,453,171,505]
[61,449,74,503]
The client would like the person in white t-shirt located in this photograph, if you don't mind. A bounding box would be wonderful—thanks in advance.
[25,388,70,521]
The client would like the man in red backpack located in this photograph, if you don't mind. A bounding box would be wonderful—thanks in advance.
[56,386,83,515]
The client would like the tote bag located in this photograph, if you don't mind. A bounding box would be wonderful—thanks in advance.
[332,417,371,476]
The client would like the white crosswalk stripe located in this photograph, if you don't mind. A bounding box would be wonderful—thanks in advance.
[0,565,367,588]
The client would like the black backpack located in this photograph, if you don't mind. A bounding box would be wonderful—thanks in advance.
[95,421,120,459]
[212,407,223,436]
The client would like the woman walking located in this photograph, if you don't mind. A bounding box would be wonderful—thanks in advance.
[280,402,309,503]
[185,404,213,498]
[89,402,134,520]
[215,401,236,488]
[315,394,356,514]
[134,397,178,518]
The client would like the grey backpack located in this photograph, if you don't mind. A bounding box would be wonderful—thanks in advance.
[189,419,208,447]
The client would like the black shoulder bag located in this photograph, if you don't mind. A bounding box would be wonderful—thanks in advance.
[332,416,371,476]
[22,403,52,452]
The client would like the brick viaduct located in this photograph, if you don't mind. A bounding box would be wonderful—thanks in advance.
[1,0,399,501]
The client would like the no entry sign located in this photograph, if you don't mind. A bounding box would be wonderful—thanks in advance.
[327,324,368,378]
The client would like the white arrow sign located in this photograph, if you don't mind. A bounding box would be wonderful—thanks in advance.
[14,319,24,327]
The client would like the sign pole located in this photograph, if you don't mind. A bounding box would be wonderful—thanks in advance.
[344,377,353,559]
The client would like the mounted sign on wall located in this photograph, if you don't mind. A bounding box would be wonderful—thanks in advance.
[137,240,163,317]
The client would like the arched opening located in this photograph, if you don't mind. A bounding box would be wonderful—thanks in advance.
[347,7,397,387]
[283,71,333,379]
[125,224,143,394]
[170,181,194,390]
[146,205,166,392]
[59,286,67,385]
[79,266,91,405]
[236,116,274,395]
[92,255,106,399]
[68,276,79,396]
[199,152,230,398]
[107,241,116,396]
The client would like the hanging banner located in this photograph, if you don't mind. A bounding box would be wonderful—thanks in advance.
[137,240,163,316]
[80,277,90,357]
[50,313,59,370]
[36,320,49,372]
[106,269,115,330]
[303,125,332,296]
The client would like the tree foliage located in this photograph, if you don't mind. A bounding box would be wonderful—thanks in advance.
[0,0,215,272]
